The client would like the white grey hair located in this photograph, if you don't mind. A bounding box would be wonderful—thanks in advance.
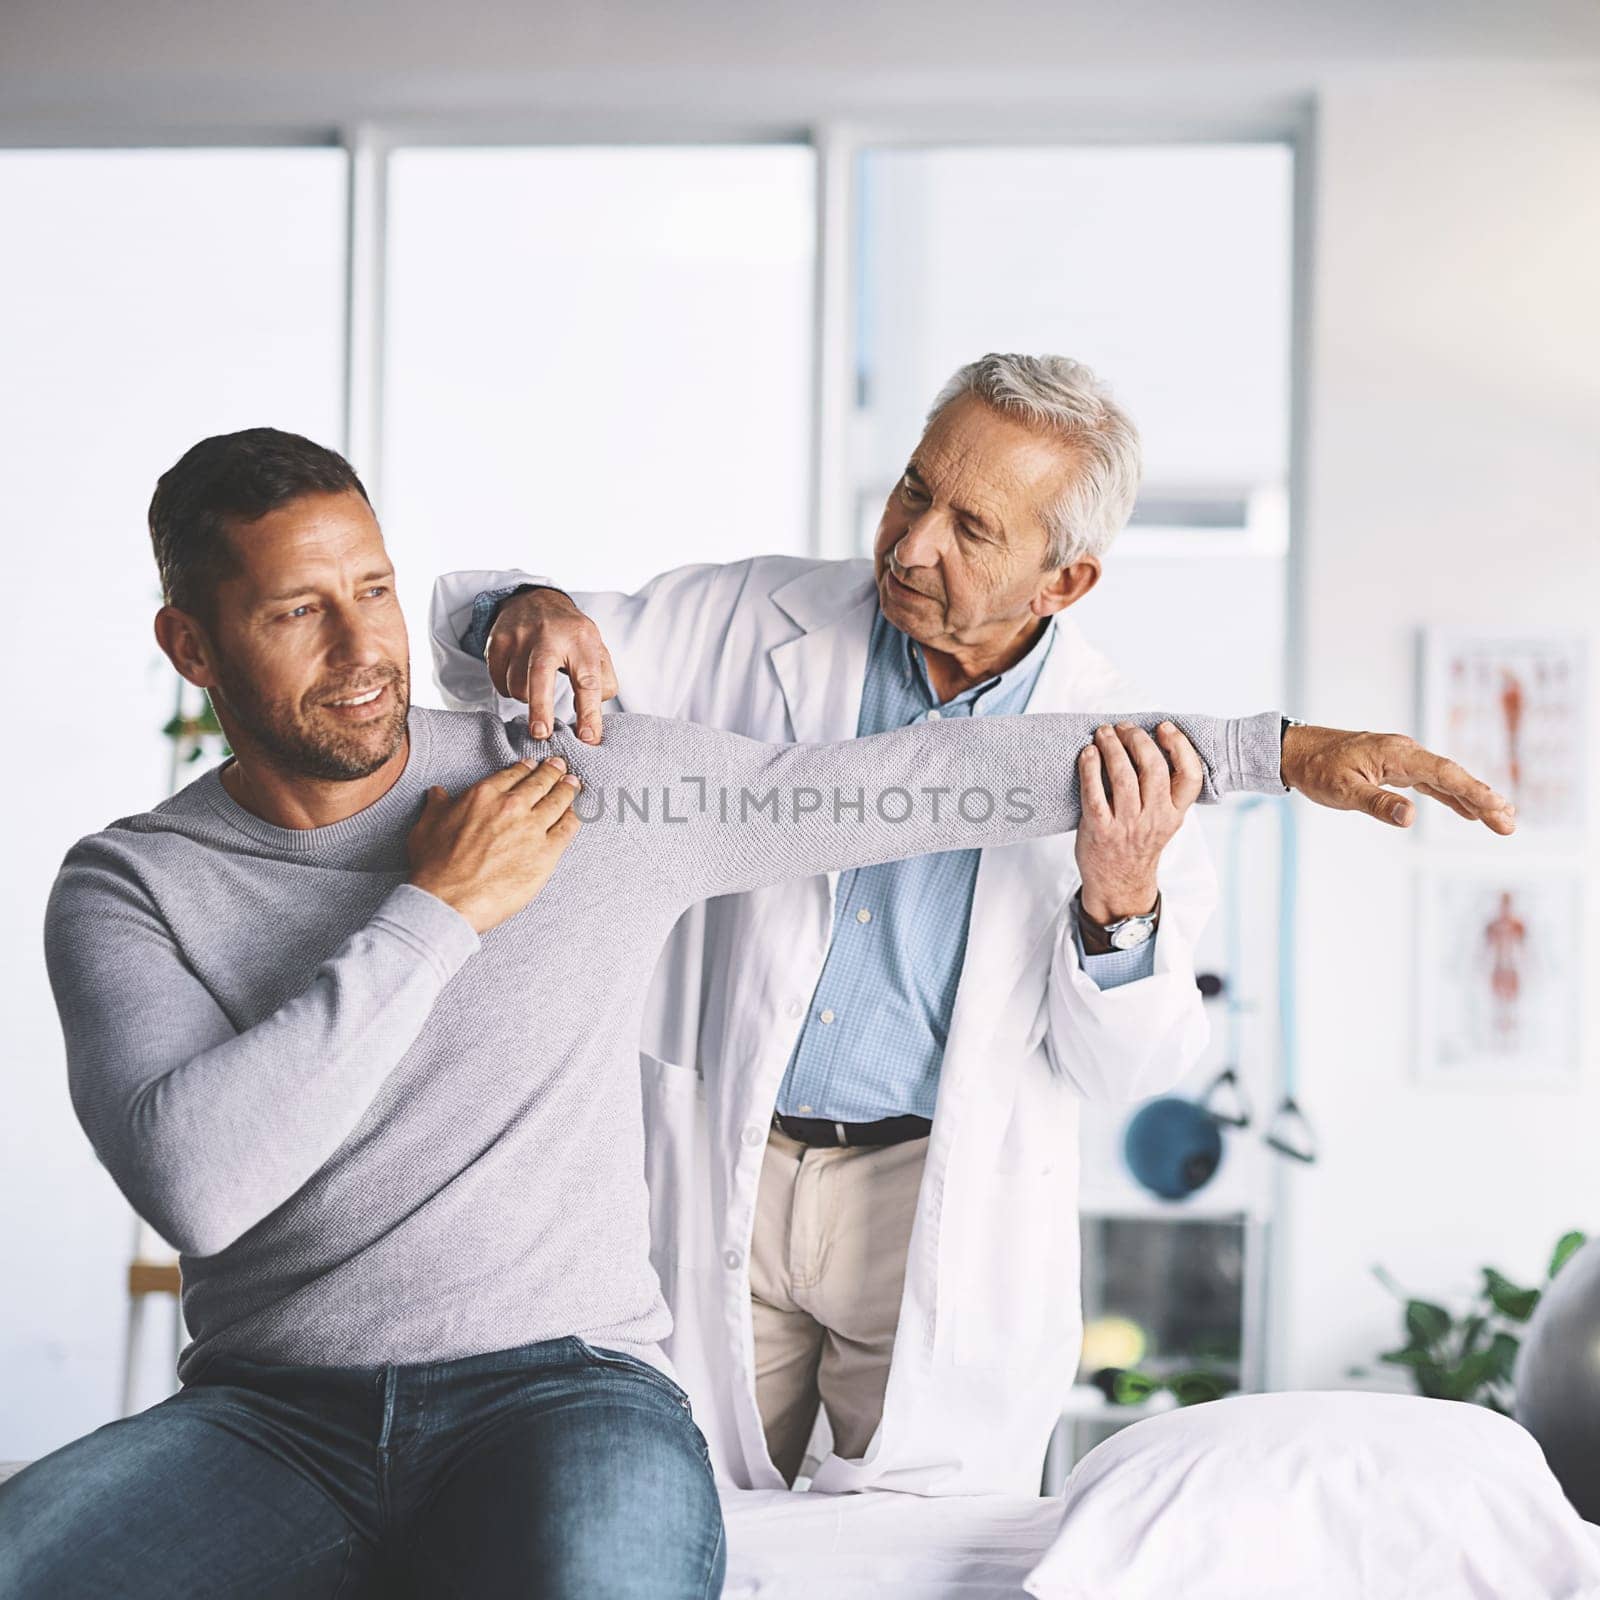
[925,353,1142,568]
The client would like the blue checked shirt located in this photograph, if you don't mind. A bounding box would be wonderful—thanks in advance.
[462,585,1157,1121]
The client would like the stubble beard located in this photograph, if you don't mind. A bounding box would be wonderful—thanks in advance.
[211,660,410,782]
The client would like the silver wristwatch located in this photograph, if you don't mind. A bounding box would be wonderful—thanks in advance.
[1078,890,1161,951]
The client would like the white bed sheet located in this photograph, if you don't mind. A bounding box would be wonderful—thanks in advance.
[719,1489,1063,1599]
[719,1488,1600,1600]
[2,1462,1596,1597]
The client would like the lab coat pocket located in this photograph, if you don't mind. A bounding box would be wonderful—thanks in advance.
[949,1172,1075,1369]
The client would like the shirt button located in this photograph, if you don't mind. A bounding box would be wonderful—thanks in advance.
[785,999,802,1019]
[798,1104,814,1115]
[741,1124,764,1147]
[723,1249,742,1270]
[856,907,872,924]
[819,1008,835,1024]
[927,708,942,721]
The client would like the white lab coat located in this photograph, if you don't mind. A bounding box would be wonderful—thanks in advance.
[430,556,1218,1495]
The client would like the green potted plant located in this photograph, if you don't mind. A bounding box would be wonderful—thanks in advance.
[1357,1230,1587,1413]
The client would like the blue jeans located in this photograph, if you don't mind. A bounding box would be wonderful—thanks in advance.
[0,1335,726,1598]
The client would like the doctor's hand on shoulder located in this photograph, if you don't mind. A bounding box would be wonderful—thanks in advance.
[485,586,617,746]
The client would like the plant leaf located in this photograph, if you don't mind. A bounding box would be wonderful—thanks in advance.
[1483,1269,1540,1323]
[1379,1347,1437,1369]
[1550,1232,1588,1280]
[1487,1332,1520,1383]
[1405,1300,1452,1347]
[1453,1348,1502,1397]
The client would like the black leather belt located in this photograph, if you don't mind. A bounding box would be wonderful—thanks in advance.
[772,1111,932,1149]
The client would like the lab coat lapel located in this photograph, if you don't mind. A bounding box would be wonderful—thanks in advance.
[768,563,878,745]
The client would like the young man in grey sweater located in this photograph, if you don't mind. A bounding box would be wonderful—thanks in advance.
[0,430,1512,1599]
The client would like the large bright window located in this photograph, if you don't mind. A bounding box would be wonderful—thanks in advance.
[853,143,1293,709]
[0,147,347,1456]
[383,144,816,678]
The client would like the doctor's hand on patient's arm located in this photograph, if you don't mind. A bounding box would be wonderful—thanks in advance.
[485,587,619,745]
[406,757,584,934]
[1280,725,1516,833]
[1075,722,1205,929]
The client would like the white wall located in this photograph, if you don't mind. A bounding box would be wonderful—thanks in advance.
[1282,79,1600,1388]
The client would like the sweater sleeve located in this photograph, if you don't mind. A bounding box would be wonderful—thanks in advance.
[43,859,480,1259]
[558,708,1287,908]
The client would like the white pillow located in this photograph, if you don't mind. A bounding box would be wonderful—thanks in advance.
[1025,1391,1600,1600]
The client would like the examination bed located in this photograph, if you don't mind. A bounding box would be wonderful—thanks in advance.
[719,1488,1062,1598]
[6,1393,1600,1598]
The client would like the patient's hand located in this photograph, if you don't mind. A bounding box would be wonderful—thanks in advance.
[486,588,618,746]
[407,757,584,933]
[1281,726,1516,833]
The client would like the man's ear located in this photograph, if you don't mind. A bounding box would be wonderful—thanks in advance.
[1033,557,1101,618]
[154,605,221,690]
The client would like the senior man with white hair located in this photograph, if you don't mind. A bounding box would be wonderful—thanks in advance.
[430,353,1475,1496]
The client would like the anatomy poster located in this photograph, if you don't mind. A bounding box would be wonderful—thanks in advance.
[1416,869,1583,1089]
[1421,630,1588,837]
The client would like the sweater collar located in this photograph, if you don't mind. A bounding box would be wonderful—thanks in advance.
[198,705,436,856]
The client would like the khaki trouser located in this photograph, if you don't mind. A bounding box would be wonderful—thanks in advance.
[748,1125,928,1483]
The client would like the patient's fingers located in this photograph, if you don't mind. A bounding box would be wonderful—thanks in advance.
[1351,782,1415,828]
[1414,781,1474,820]
[530,770,582,829]
[1401,748,1510,832]
[1381,741,1514,832]
[479,756,567,797]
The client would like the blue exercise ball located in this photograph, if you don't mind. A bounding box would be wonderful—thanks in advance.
[1515,1237,1600,1520]
[1124,1097,1224,1201]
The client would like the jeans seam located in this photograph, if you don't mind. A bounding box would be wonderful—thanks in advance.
[701,1520,725,1600]
[578,1343,693,1410]
[329,1533,356,1600]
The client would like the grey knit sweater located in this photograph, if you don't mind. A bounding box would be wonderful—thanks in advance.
[43,705,1285,1380]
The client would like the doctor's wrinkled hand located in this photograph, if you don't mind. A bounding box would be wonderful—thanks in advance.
[1075,722,1204,924]
[485,586,619,745]
[406,757,584,933]
[1280,724,1516,833]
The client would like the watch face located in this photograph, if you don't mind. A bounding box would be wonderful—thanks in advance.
[1111,918,1155,951]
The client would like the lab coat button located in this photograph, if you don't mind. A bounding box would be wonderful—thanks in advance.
[741,1124,764,1147]
[722,1249,742,1270]
[785,999,802,1019]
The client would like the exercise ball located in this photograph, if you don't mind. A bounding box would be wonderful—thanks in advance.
[1123,1097,1224,1201]
[1515,1237,1600,1520]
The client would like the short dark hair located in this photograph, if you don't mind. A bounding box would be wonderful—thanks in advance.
[148,428,371,621]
